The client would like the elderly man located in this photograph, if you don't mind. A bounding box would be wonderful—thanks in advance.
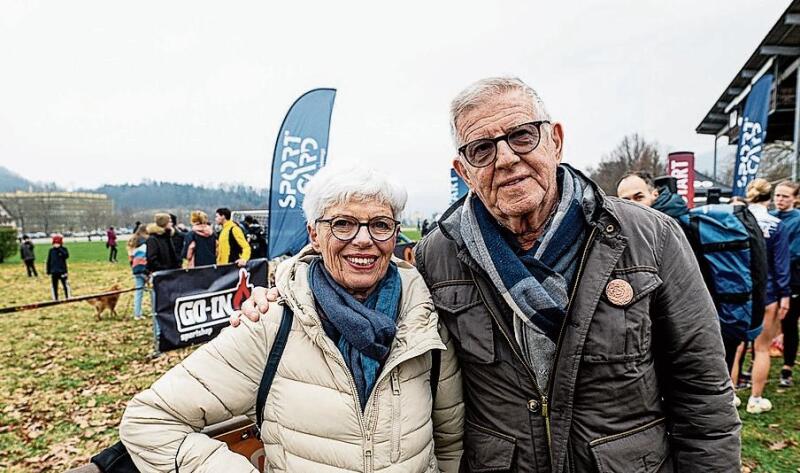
[240,77,741,472]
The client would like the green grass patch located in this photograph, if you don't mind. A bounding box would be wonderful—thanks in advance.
[3,240,122,266]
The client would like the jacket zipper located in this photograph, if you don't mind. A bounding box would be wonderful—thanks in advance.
[471,226,597,466]
[314,334,442,472]
[544,226,598,456]
[315,337,372,471]
[390,370,402,463]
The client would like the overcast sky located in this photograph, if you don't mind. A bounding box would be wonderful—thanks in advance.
[0,0,791,215]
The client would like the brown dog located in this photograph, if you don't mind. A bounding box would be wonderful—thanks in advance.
[86,283,122,320]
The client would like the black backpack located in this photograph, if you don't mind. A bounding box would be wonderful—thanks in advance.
[91,306,442,472]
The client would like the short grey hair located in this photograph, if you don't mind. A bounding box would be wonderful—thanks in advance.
[449,76,551,147]
[302,164,408,223]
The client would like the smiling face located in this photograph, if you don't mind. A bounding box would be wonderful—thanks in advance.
[453,90,563,237]
[774,184,797,211]
[309,199,397,300]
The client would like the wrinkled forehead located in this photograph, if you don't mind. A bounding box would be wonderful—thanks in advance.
[455,91,537,144]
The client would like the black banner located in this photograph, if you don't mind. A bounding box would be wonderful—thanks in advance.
[153,259,268,352]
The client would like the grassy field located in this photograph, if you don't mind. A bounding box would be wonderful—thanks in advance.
[0,243,798,471]
[4,240,117,267]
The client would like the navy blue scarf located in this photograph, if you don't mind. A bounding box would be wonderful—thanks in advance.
[308,258,401,410]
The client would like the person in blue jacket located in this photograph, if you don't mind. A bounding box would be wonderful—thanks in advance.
[771,180,800,388]
[746,178,791,414]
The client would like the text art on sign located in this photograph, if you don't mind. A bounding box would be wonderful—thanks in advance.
[667,152,695,208]
[152,259,268,352]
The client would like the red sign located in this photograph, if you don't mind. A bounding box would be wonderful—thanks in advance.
[667,152,695,208]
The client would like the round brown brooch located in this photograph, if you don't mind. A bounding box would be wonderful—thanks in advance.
[606,279,634,306]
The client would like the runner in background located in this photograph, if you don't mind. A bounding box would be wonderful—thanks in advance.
[771,180,800,387]
[746,179,791,414]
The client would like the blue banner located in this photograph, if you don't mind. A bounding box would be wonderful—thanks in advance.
[450,168,469,204]
[732,74,773,197]
[268,88,336,258]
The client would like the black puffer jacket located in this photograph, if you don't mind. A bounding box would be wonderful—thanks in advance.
[145,224,179,273]
[415,172,741,472]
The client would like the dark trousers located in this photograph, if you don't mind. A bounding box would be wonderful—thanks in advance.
[50,273,70,301]
[24,259,37,277]
[783,294,800,367]
[722,333,741,373]
[108,245,118,262]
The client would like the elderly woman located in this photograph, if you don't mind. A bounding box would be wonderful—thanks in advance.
[119,165,464,472]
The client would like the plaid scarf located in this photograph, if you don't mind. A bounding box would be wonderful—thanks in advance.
[458,166,593,388]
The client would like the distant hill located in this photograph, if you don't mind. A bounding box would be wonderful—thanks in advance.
[91,181,268,214]
[0,166,269,223]
[0,166,34,192]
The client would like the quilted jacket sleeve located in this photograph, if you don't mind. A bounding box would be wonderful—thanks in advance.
[119,308,282,473]
[653,217,741,470]
[432,322,464,473]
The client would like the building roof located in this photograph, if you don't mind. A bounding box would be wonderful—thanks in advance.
[697,1,800,138]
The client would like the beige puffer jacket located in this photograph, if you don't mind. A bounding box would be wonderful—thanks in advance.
[120,249,464,472]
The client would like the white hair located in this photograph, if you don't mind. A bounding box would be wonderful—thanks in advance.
[302,164,408,223]
[449,76,551,148]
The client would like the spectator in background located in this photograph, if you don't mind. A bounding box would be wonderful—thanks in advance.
[146,213,180,358]
[127,225,149,320]
[615,171,659,207]
[46,234,70,301]
[133,221,142,233]
[215,208,250,267]
[746,178,791,414]
[420,219,430,237]
[242,215,267,259]
[20,235,37,277]
[106,226,118,263]
[771,180,800,388]
[169,213,186,260]
[182,211,216,268]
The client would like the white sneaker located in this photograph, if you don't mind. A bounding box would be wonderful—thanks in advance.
[746,397,773,414]
[734,395,741,408]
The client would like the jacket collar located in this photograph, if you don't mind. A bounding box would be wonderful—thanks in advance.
[439,163,623,252]
[275,245,445,359]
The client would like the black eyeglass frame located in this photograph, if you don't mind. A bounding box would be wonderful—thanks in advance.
[315,216,401,242]
[457,120,551,168]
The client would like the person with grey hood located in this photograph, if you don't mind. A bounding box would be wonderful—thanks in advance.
[237,77,741,472]
[20,235,37,277]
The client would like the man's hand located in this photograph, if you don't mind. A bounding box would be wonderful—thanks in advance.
[229,286,280,327]
[779,296,790,320]
[235,258,247,268]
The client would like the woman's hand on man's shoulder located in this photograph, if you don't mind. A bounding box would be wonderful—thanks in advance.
[229,286,280,327]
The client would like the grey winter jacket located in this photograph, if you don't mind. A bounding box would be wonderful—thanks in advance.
[415,173,741,472]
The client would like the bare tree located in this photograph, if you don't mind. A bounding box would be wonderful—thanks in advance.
[587,133,665,195]
[720,141,794,186]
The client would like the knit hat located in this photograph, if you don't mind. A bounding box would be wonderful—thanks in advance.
[154,212,171,228]
[52,234,63,245]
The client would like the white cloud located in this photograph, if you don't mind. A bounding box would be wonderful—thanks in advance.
[0,0,789,214]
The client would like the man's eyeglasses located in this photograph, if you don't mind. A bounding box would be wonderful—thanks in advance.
[315,215,400,242]
[458,120,550,168]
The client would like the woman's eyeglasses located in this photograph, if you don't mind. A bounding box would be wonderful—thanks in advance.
[315,215,400,242]
[458,120,550,168]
